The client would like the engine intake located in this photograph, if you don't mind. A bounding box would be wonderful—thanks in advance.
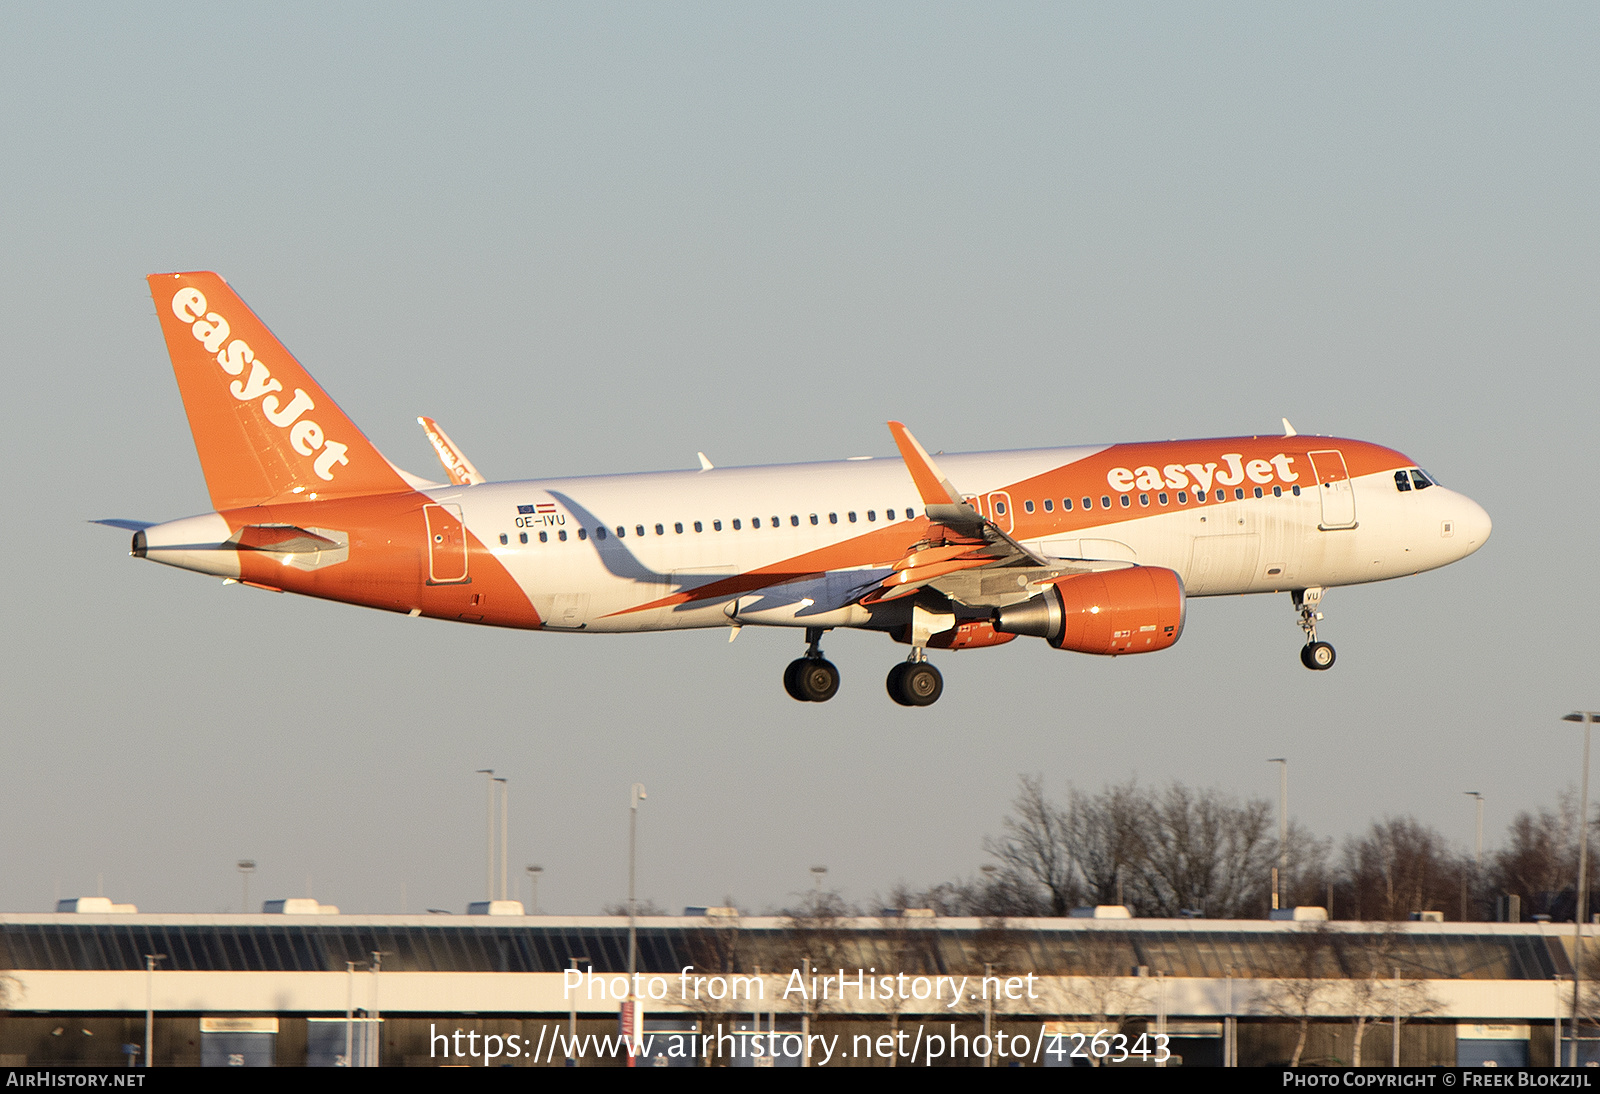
[993,566,1187,655]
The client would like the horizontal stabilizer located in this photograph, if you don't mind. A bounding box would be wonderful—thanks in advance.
[91,518,156,531]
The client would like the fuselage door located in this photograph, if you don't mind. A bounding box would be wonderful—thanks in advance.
[424,503,470,584]
[985,491,1014,535]
[1308,450,1357,530]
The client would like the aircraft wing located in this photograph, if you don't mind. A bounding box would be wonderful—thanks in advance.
[868,421,1129,607]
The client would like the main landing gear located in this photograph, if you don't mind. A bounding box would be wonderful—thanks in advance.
[1293,587,1336,671]
[784,627,841,702]
[887,655,943,707]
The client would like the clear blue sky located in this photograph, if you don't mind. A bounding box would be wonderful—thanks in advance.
[1,3,1595,914]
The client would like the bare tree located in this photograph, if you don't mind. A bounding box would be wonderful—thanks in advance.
[1335,925,1440,1066]
[1251,922,1339,1066]
[982,775,1079,915]
[1490,790,1587,920]
[1132,783,1276,918]
[1342,817,1470,921]
[1066,780,1145,908]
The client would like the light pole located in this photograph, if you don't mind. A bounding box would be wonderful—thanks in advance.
[811,865,827,898]
[568,954,589,1067]
[1564,712,1599,1066]
[476,769,495,901]
[627,783,647,1065]
[143,953,165,1068]
[1465,792,1484,868]
[237,860,255,914]
[1268,759,1288,910]
[495,777,508,901]
[526,865,543,914]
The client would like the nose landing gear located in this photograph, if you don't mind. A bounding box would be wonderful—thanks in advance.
[783,627,840,702]
[1293,587,1336,671]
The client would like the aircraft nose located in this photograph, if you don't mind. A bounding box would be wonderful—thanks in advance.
[1450,493,1492,555]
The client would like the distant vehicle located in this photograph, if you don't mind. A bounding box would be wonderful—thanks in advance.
[108,272,1491,706]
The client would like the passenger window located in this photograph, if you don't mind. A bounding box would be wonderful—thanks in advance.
[995,500,1007,515]
[809,514,818,525]
[1120,496,1130,508]
[713,520,722,531]
[1177,491,1187,504]
[1158,492,1168,505]
[1234,488,1244,500]
[1292,485,1301,496]
[828,513,837,524]
[848,512,857,522]
[1100,496,1110,509]
[906,507,916,519]
[539,531,548,543]
[558,530,567,542]
[578,528,588,541]
[1024,500,1035,514]
[733,519,741,530]
[887,510,896,521]
[1062,498,1072,511]
[1394,471,1411,492]
[636,525,645,537]
[772,516,781,527]
[499,533,508,545]
[867,510,877,521]
[655,523,664,535]
[1272,486,1282,498]
[518,532,527,544]
[1253,487,1263,499]
[1043,499,1053,512]
[674,522,683,534]
[1215,490,1225,502]
[791,515,800,526]
[616,526,625,538]
[1138,494,1149,506]
[596,527,606,540]
[694,521,703,533]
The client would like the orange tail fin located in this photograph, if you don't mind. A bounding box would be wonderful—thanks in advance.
[148,272,410,510]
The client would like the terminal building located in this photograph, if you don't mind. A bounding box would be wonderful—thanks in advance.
[0,908,1589,1067]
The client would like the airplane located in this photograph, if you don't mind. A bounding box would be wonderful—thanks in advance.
[105,271,1492,707]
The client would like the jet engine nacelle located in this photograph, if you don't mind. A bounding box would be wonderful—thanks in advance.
[992,566,1186,655]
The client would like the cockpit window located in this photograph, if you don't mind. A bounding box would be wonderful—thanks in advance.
[1394,470,1412,493]
[1410,469,1434,490]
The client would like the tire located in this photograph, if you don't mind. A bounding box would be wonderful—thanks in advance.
[783,658,809,701]
[902,662,944,706]
[796,658,840,702]
[1303,642,1336,671]
[886,662,913,706]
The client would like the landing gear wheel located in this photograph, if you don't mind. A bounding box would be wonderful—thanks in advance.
[888,661,943,706]
[786,658,840,702]
[1301,641,1336,671]
[783,658,808,701]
